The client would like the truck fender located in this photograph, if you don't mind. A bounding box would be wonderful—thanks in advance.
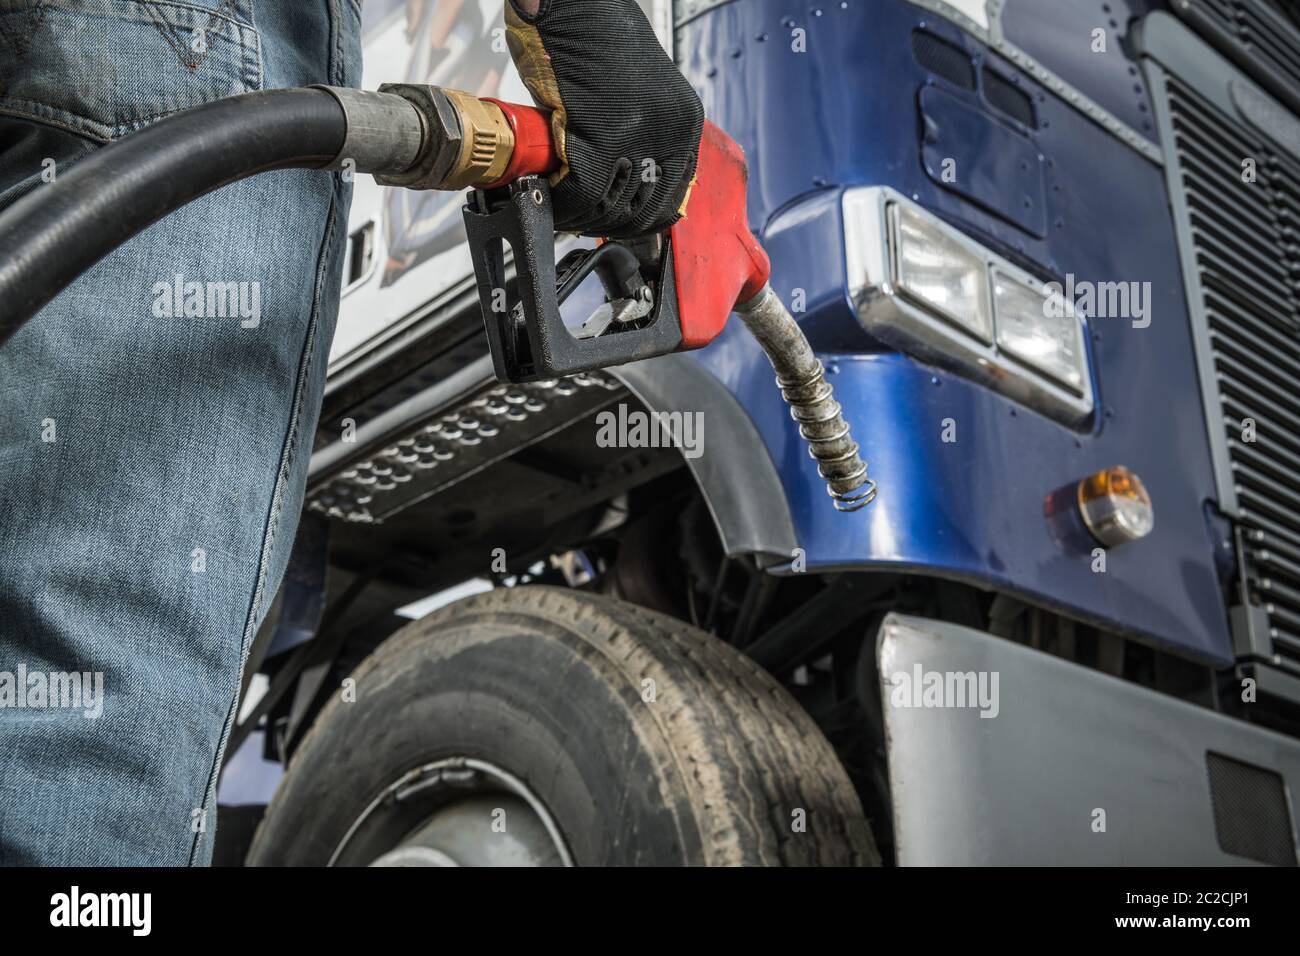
[610,353,798,568]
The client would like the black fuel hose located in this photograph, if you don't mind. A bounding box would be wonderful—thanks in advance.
[0,88,349,348]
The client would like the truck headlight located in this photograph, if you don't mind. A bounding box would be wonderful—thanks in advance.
[892,204,993,343]
[992,270,1087,394]
[843,186,1094,426]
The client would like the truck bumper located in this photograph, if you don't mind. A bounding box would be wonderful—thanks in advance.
[878,614,1300,865]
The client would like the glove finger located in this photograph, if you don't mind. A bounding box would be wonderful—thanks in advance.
[504,3,571,184]
[568,158,640,234]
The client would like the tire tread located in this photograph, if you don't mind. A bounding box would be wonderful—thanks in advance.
[255,586,878,867]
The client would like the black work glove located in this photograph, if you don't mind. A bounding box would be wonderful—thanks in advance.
[505,0,704,238]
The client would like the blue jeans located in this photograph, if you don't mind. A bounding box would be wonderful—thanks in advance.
[0,0,361,865]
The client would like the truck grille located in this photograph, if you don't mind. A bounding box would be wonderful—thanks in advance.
[1164,73,1300,675]
[1175,0,1300,115]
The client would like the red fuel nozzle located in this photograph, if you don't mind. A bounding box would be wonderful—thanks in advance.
[477,103,773,350]
[447,89,873,512]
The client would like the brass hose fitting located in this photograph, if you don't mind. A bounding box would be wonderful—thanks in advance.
[364,84,516,191]
[439,89,516,189]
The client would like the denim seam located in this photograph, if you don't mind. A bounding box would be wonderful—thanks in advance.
[0,103,102,144]
[139,0,239,70]
[0,82,246,142]
[245,0,263,90]
[331,0,344,88]
[186,187,341,866]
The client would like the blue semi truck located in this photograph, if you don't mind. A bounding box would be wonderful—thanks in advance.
[218,0,1300,866]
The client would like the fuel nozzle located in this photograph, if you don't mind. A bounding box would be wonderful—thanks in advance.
[313,85,876,513]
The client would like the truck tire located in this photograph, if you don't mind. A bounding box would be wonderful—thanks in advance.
[246,586,878,866]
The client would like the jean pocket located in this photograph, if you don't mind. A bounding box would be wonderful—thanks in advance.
[0,0,262,142]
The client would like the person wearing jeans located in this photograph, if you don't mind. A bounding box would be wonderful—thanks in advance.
[0,0,700,865]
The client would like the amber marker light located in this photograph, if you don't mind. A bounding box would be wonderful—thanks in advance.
[1077,466,1154,546]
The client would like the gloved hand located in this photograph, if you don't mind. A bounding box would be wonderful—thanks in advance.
[505,0,704,238]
